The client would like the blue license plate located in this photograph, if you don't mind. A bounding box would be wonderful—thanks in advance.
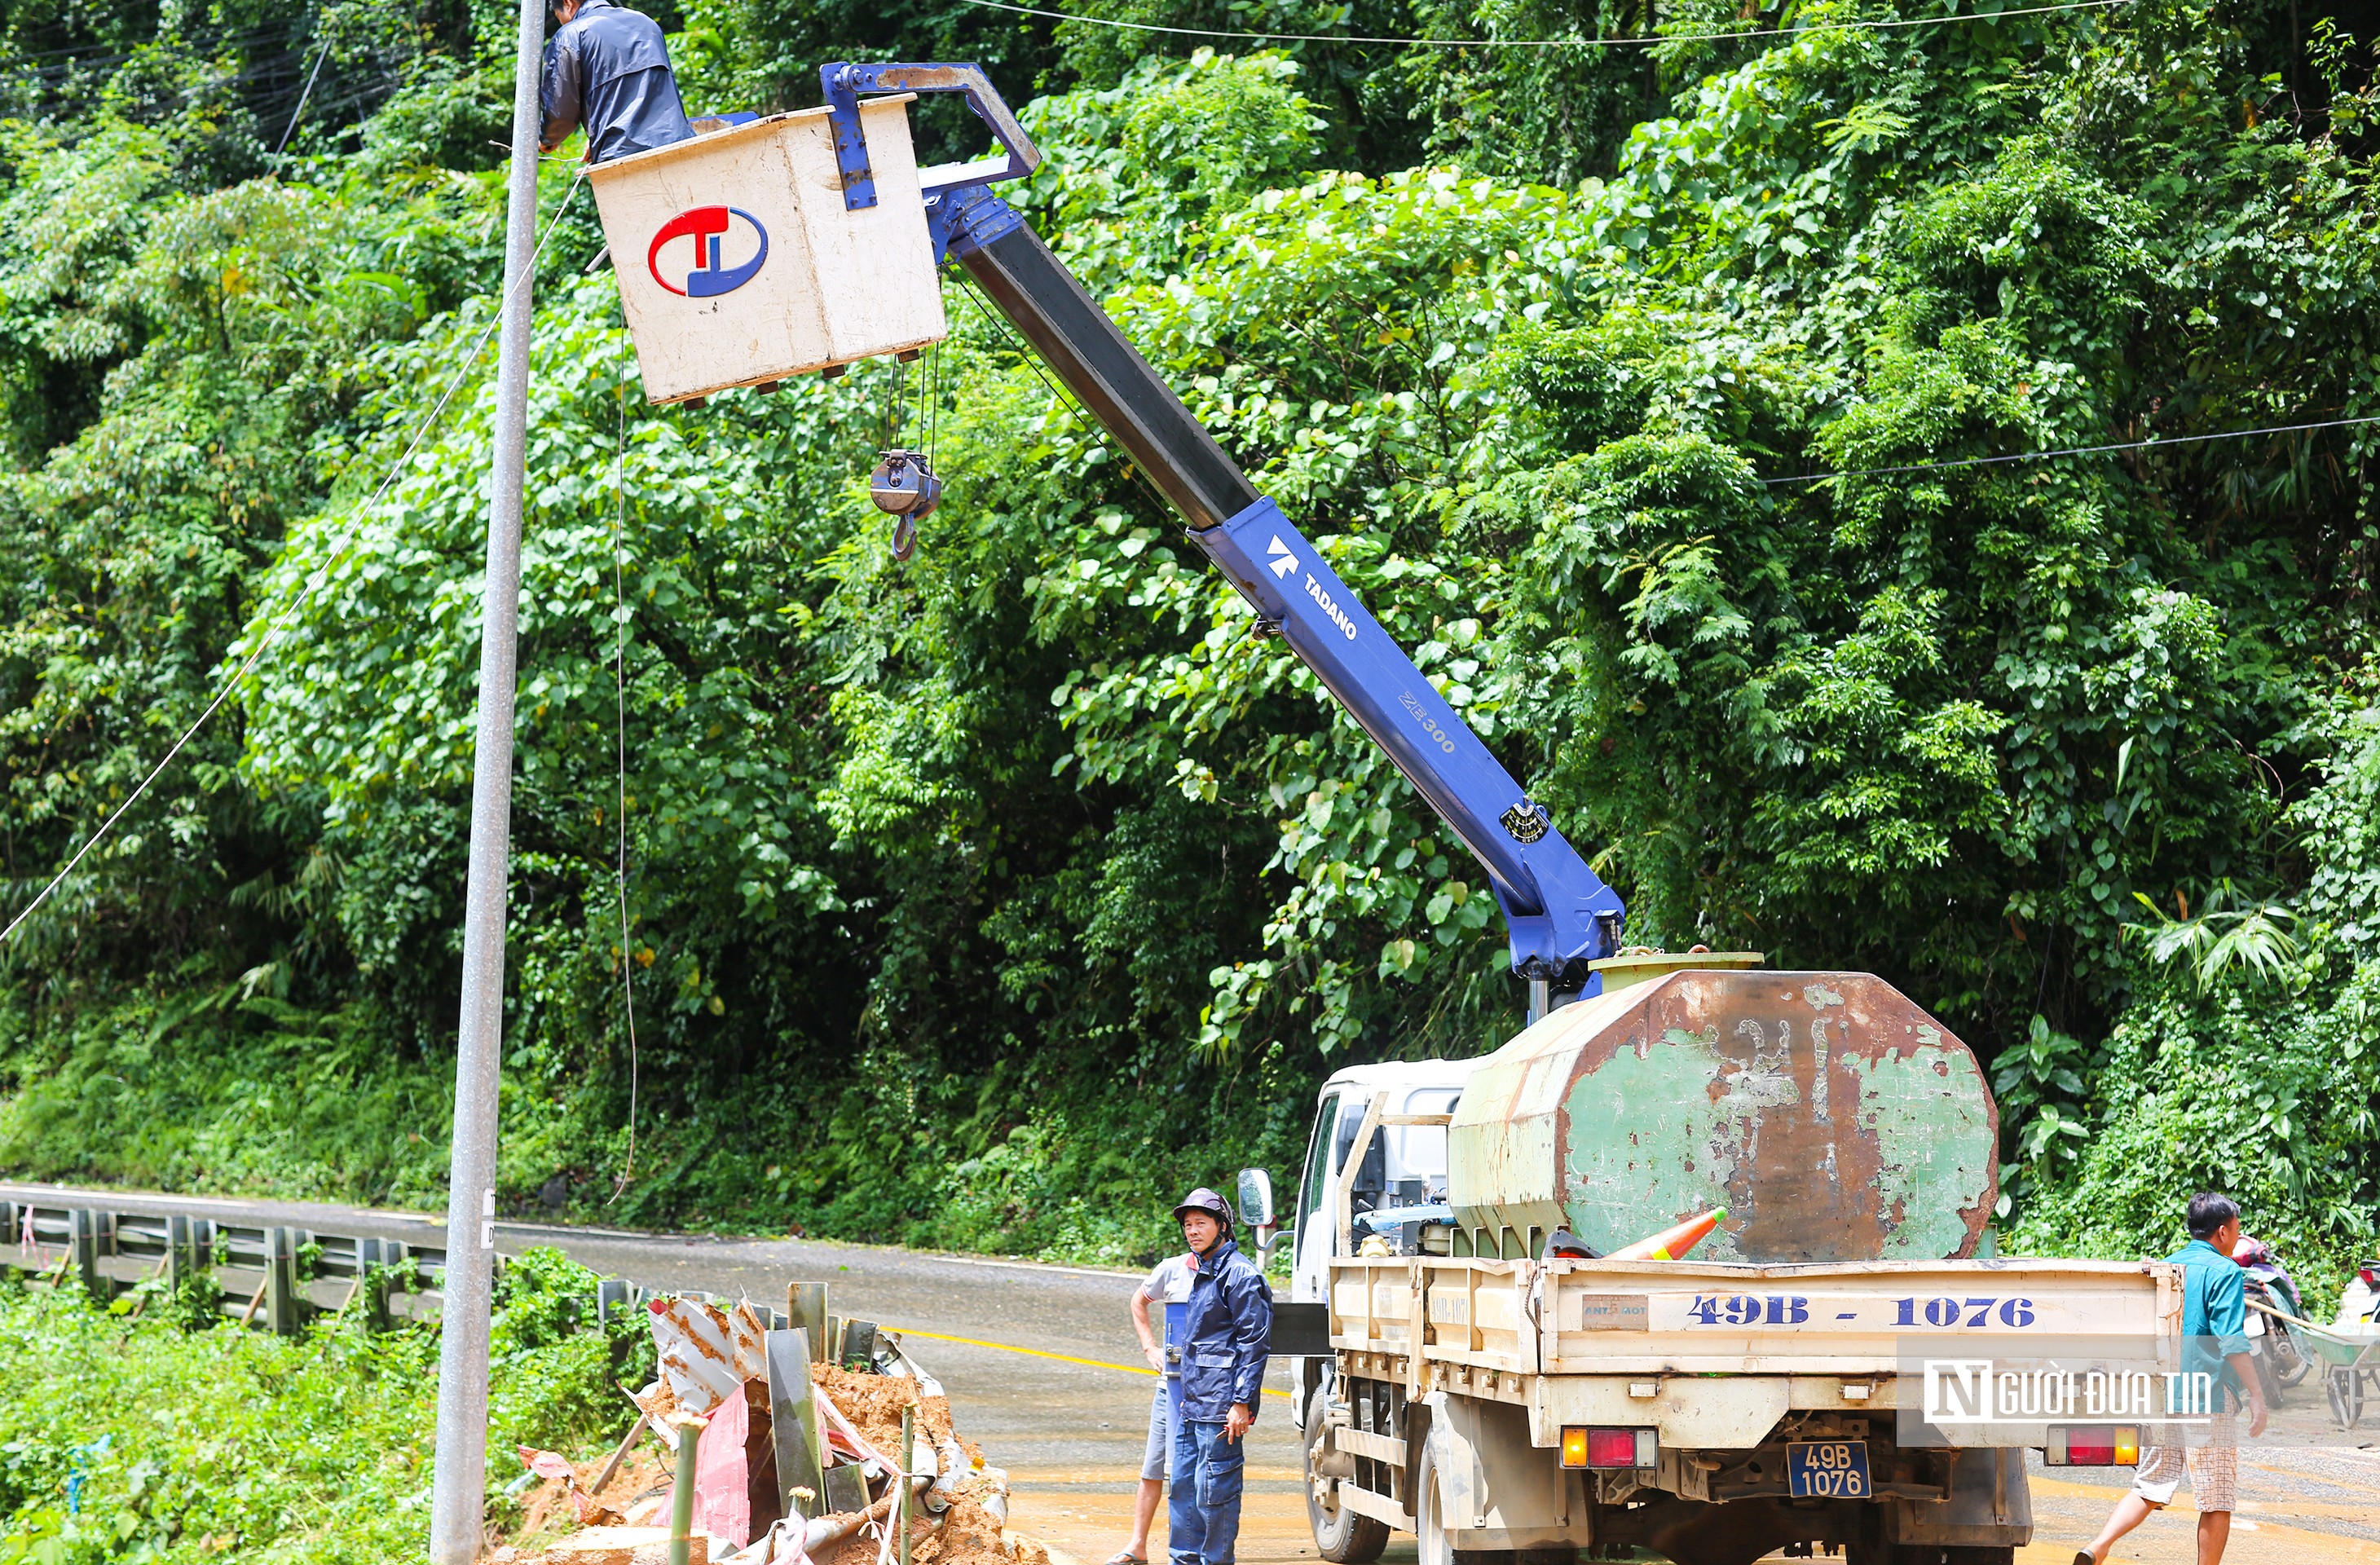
[1787,1441,1871,1498]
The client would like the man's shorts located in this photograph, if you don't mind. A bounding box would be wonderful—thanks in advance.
[2132,1404,2237,1513]
[1142,1382,1175,1483]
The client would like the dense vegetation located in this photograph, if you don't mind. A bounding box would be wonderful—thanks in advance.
[0,1249,636,1561]
[0,0,2373,1287]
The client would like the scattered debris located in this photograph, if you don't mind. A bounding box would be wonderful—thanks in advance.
[502,1292,1038,1565]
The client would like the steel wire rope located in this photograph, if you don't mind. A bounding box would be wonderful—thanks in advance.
[1759,412,2380,486]
[949,270,1182,521]
[0,170,590,950]
[606,316,641,1205]
[956,0,2131,48]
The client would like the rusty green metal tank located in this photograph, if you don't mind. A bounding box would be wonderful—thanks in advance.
[1447,958,1999,1263]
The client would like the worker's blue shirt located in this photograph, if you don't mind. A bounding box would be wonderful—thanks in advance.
[539,0,694,164]
[1176,1238,1272,1422]
[2170,1237,2251,1407]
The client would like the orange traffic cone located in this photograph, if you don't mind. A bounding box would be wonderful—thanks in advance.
[1606,1207,1726,1262]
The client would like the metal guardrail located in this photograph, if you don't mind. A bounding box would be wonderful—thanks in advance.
[0,1198,734,1337]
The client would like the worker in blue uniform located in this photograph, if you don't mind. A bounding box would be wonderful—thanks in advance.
[1167,1188,1272,1565]
[538,0,694,163]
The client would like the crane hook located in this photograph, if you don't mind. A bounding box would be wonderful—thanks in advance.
[870,448,941,562]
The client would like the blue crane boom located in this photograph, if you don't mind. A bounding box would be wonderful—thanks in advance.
[821,63,1628,1008]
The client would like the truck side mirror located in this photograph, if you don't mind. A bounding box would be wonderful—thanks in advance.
[1236,1168,1276,1231]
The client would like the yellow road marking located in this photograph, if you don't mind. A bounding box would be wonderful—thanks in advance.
[884,1325,1294,1399]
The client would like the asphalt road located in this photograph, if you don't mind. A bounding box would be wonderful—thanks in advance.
[7,1181,2378,1565]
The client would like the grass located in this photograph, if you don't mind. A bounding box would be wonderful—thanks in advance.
[0,1246,641,1563]
[0,978,1305,1273]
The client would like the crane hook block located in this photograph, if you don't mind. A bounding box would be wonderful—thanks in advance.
[870,448,942,517]
[872,448,941,560]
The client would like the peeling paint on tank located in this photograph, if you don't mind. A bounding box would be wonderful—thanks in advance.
[1844,1044,1995,1259]
[1555,1027,1747,1259]
[1448,968,1999,1263]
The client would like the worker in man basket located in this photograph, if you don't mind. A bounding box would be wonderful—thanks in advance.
[1167,1187,1272,1565]
[538,0,694,163]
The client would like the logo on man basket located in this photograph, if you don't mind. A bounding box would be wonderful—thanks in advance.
[646,205,769,298]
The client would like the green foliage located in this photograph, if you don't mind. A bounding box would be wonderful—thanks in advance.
[0,1246,625,1563]
[2126,880,2303,992]
[0,0,2376,1286]
[2009,675,2380,1295]
[0,978,452,1206]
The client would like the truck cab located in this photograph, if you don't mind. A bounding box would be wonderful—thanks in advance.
[1290,1062,1473,1294]
[1282,1061,1473,1414]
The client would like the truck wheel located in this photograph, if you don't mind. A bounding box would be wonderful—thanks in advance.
[1413,1435,1452,1565]
[1306,1388,1389,1564]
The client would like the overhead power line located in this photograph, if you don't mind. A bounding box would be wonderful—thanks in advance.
[1761,412,2380,486]
[273,36,334,157]
[958,0,2130,48]
[0,174,590,952]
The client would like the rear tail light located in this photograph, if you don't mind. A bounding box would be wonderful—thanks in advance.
[1562,1427,1658,1468]
[2047,1426,2140,1466]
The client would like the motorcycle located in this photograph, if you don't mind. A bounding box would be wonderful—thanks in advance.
[2234,1232,2312,1403]
[2338,1259,2380,1331]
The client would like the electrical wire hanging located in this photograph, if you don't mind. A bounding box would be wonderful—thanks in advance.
[0,171,591,951]
[272,35,334,159]
[949,271,1178,521]
[606,330,642,1205]
[1761,412,2380,486]
[958,0,2131,49]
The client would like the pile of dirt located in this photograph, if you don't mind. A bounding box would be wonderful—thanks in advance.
[811,1362,979,1466]
[504,1443,677,1558]
[805,1361,1021,1565]
[805,1472,1036,1565]
[499,1347,1035,1565]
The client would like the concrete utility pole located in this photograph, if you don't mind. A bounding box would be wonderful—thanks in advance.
[427,0,547,1554]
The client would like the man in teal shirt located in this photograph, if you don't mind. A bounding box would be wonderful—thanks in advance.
[2077,1192,2269,1565]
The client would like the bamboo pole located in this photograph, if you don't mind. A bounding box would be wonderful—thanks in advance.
[669,1413,707,1565]
[899,1406,915,1565]
[588,1413,648,1503]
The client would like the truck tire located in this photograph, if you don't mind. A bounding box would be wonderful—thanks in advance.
[1306,1388,1389,1564]
[1413,1435,1452,1565]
